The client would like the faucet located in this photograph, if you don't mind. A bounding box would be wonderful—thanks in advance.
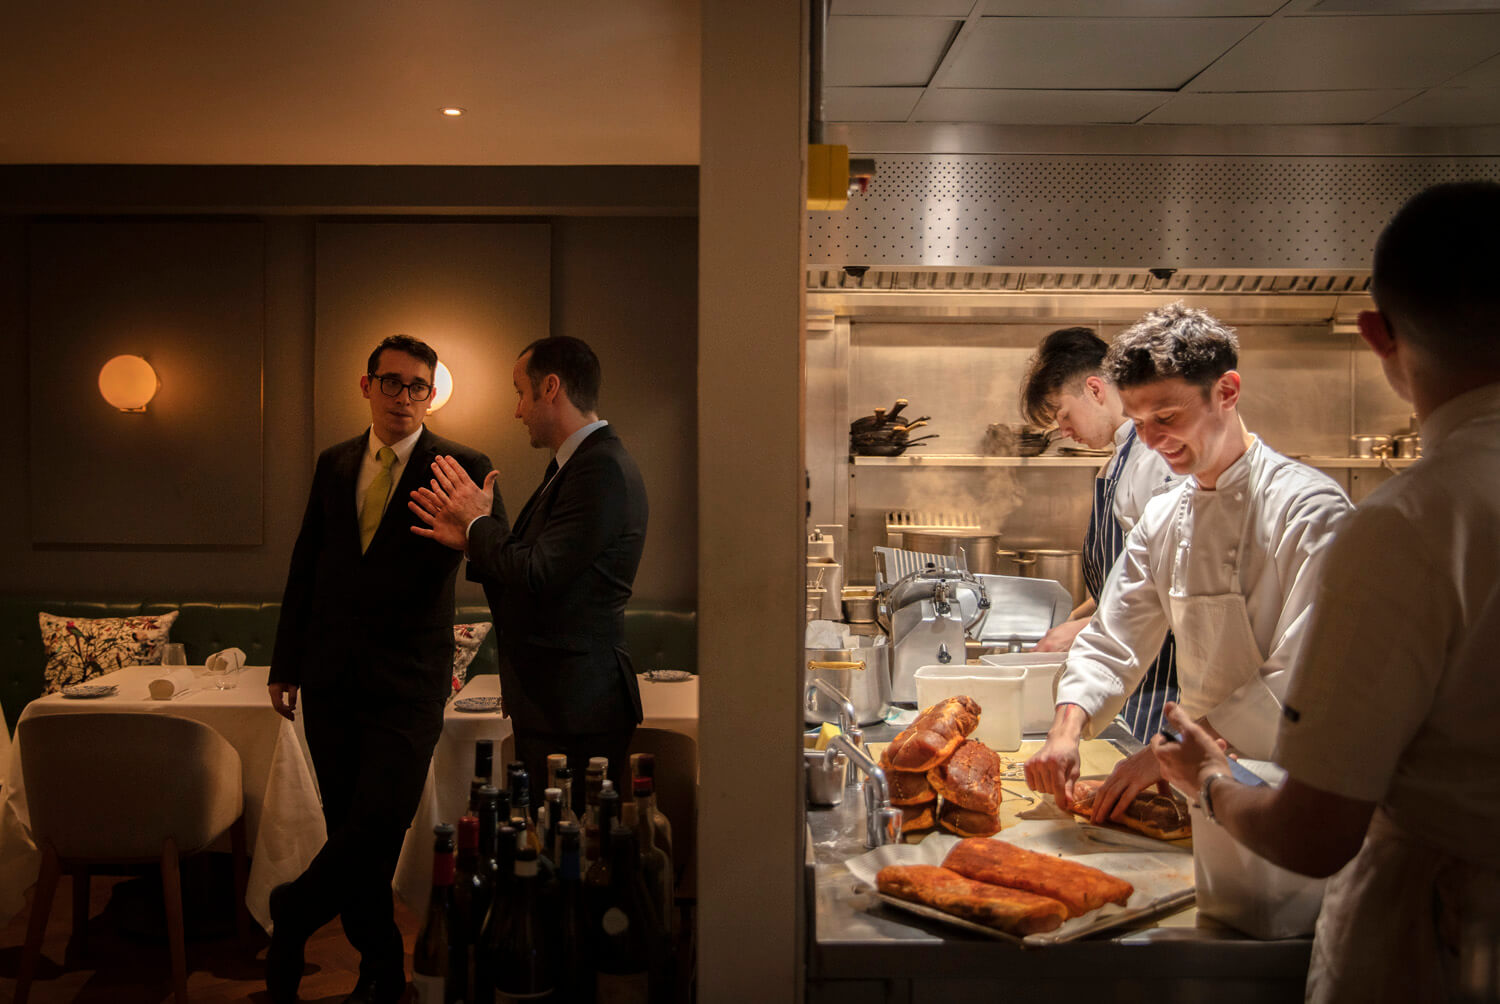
[806,678,858,738]
[824,732,902,848]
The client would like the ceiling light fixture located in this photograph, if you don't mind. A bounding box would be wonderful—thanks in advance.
[440,107,466,117]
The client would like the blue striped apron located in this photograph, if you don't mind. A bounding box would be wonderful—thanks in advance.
[1081,428,1179,742]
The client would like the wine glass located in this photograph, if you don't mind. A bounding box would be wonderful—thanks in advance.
[161,643,187,667]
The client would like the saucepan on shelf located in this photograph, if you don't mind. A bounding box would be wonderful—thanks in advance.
[1349,433,1393,458]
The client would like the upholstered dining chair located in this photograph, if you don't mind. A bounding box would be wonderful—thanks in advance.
[15,712,248,1004]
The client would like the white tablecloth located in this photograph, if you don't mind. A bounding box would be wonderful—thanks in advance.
[392,679,514,910]
[0,665,326,933]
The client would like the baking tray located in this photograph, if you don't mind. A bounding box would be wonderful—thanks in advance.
[845,824,1196,947]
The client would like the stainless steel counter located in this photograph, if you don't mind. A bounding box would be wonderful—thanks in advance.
[804,721,1312,1003]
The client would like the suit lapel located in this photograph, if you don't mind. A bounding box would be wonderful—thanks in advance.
[512,426,615,536]
[330,434,367,556]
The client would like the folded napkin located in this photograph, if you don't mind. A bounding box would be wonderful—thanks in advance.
[206,647,246,675]
[148,666,197,700]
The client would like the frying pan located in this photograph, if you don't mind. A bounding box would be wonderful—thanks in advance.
[849,398,909,434]
[852,433,940,457]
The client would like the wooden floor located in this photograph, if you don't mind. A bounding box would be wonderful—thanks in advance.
[0,871,421,1003]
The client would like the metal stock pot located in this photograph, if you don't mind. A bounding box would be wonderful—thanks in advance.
[804,636,891,726]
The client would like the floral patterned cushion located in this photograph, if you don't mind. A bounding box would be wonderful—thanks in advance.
[452,621,493,695]
[38,611,181,693]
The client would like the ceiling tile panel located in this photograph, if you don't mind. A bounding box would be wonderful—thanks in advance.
[827,16,962,86]
[982,1,1283,15]
[825,87,926,121]
[1143,89,1419,123]
[1444,51,1500,85]
[940,18,1262,89]
[832,0,977,13]
[913,88,1172,123]
[1187,13,1500,90]
[1374,86,1500,122]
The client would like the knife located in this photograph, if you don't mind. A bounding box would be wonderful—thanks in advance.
[1157,726,1267,788]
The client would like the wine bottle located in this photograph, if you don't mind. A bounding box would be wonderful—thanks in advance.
[592,824,671,1004]
[632,776,674,936]
[413,823,455,1004]
[584,786,621,896]
[555,766,581,826]
[450,815,483,1001]
[476,822,518,1003]
[583,760,607,864]
[630,753,674,866]
[554,822,594,1003]
[546,752,567,791]
[541,787,563,867]
[494,848,555,1001]
[469,740,495,815]
[510,767,543,854]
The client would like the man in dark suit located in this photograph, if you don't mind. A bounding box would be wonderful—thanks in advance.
[266,334,492,1004]
[410,335,648,809]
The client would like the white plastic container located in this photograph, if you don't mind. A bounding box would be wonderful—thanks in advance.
[979,651,1067,735]
[913,663,1024,752]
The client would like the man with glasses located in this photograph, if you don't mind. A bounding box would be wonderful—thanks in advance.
[266,334,493,1004]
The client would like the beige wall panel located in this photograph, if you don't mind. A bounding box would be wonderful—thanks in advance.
[27,221,264,545]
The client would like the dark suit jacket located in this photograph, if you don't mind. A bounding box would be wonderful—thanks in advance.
[467,424,649,734]
[271,427,492,707]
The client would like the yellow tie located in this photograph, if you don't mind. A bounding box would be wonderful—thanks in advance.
[359,446,397,553]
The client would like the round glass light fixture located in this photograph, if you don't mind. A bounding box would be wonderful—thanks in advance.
[429,360,454,413]
[440,106,466,117]
[98,354,159,412]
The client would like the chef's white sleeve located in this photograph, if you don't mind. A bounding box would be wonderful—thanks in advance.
[1276,505,1448,802]
[1054,519,1170,737]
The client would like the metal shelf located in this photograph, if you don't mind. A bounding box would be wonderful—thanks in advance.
[851,453,1418,470]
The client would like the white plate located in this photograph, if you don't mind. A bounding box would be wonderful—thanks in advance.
[61,684,118,699]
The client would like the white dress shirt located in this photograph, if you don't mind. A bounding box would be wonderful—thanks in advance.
[355,425,424,517]
[1107,419,1180,534]
[1277,383,1500,866]
[1056,436,1352,747]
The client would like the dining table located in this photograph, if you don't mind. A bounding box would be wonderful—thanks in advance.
[0,664,326,934]
[1,666,701,933]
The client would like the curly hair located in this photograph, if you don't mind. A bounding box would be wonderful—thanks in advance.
[1104,302,1238,393]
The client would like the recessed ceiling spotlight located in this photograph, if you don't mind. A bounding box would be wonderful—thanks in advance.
[441,107,466,117]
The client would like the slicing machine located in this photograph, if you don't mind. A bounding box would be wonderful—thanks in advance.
[876,548,1074,705]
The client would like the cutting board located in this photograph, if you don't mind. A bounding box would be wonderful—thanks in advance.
[865,738,1127,831]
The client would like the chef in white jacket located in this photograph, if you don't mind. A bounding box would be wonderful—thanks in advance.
[1154,182,1500,1001]
[1025,302,1352,935]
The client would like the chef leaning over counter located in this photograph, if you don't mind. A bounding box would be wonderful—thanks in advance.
[1020,326,1181,742]
[1024,301,1354,937]
[1155,180,1500,1003]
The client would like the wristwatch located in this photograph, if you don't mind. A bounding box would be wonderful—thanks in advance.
[1199,772,1233,825]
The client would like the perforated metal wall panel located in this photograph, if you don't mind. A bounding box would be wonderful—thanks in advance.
[807,155,1500,270]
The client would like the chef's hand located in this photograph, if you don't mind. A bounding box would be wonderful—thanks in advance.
[268,683,298,723]
[1035,616,1089,653]
[1150,701,1232,797]
[1091,747,1169,825]
[410,455,497,552]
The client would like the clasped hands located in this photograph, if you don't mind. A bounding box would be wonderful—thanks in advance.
[408,454,498,552]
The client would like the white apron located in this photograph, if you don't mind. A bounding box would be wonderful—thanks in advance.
[1168,493,1326,939]
[1306,809,1500,1003]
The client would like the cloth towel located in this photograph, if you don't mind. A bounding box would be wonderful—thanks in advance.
[206,647,246,676]
[148,667,197,700]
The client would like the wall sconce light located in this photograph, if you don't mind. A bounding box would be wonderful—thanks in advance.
[98,354,160,412]
[429,360,454,413]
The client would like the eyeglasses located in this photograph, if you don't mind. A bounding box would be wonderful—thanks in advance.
[371,374,433,402]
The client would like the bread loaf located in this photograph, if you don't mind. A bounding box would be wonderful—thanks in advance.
[942,837,1133,918]
[876,864,1068,935]
[1066,779,1192,841]
[879,696,981,773]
